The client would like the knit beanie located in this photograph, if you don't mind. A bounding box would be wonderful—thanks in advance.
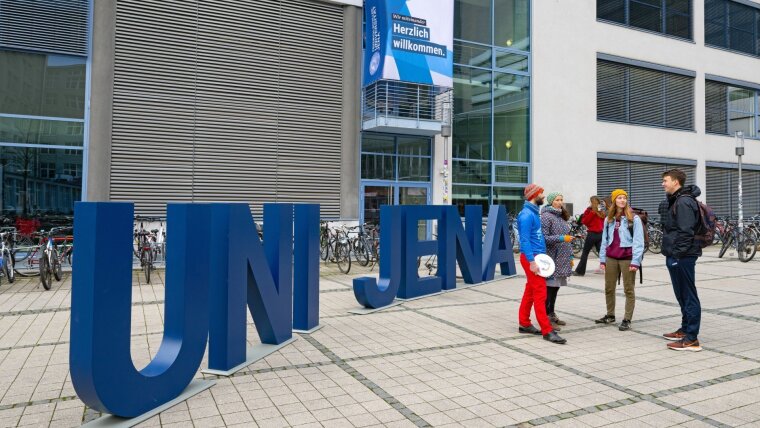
[546,192,562,206]
[524,183,544,201]
[610,189,628,202]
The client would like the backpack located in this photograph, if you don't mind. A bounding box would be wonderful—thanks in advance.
[628,208,650,250]
[672,195,717,249]
[615,209,648,286]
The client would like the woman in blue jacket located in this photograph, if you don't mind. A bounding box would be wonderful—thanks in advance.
[595,189,645,331]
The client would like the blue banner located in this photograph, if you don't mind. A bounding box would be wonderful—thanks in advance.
[363,0,453,88]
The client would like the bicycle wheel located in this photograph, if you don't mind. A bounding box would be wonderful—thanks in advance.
[320,230,330,261]
[4,251,14,283]
[648,230,663,255]
[354,238,370,267]
[143,251,152,284]
[718,236,731,259]
[39,255,51,290]
[737,231,757,263]
[572,237,584,257]
[336,243,351,274]
[52,249,62,281]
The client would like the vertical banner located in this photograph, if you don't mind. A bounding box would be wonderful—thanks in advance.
[363,0,454,88]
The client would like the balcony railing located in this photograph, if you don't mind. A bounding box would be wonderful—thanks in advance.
[362,80,453,136]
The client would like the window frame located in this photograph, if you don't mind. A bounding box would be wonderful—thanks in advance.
[597,0,694,42]
[705,78,760,140]
[704,0,760,58]
[596,57,696,132]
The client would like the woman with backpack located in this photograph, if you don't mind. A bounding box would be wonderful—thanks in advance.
[574,196,606,276]
[595,189,645,331]
[540,192,574,329]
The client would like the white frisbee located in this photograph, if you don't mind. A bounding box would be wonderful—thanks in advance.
[534,254,556,278]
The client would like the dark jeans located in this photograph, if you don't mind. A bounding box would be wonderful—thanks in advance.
[666,256,701,341]
[575,231,602,275]
[546,286,559,315]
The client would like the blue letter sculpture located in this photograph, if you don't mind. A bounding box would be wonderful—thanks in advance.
[207,204,297,373]
[70,202,211,418]
[353,206,403,308]
[482,205,517,281]
[293,204,320,332]
[439,205,483,289]
[353,204,515,310]
[398,206,444,299]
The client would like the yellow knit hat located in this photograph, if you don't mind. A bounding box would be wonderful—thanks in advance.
[610,189,628,202]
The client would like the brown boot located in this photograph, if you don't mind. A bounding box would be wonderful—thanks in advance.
[549,312,566,326]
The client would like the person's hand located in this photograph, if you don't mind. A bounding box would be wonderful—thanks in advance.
[530,261,539,274]
[563,235,573,242]
[599,264,606,272]
[629,265,639,272]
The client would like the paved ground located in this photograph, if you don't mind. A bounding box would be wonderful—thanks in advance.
[0,248,759,427]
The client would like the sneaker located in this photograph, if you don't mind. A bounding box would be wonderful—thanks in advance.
[549,313,567,326]
[618,320,631,331]
[595,314,616,324]
[518,325,541,335]
[572,271,584,277]
[667,339,702,352]
[543,331,567,344]
[662,329,685,341]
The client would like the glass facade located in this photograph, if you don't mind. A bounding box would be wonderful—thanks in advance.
[0,50,85,217]
[452,0,530,216]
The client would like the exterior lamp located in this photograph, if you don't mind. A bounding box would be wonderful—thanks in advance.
[505,140,512,150]
[736,131,745,230]
[506,39,513,47]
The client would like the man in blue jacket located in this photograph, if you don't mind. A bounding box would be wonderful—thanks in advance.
[661,169,703,352]
[518,184,566,344]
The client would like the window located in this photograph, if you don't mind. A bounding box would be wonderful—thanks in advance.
[40,162,56,179]
[597,0,692,40]
[455,0,492,44]
[707,166,760,217]
[0,146,82,216]
[452,0,531,215]
[597,59,695,130]
[0,51,87,119]
[494,0,530,50]
[705,0,760,57]
[361,134,431,182]
[597,157,696,216]
[706,80,759,138]
[453,66,492,160]
[493,72,530,162]
[63,163,81,178]
[0,49,85,216]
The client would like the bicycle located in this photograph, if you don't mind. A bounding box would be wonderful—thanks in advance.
[718,220,757,262]
[134,217,161,284]
[324,224,352,274]
[647,221,664,255]
[348,224,376,267]
[39,227,71,290]
[0,229,15,285]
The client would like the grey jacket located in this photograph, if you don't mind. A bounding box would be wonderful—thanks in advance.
[540,206,573,280]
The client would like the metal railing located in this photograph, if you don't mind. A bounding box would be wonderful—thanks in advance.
[362,80,453,126]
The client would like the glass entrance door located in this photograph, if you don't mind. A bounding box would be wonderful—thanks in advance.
[360,183,431,238]
[399,186,429,239]
[362,185,393,226]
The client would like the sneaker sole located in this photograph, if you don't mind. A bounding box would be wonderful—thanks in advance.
[663,336,685,341]
[668,345,702,352]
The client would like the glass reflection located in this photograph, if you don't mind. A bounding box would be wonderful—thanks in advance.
[0,146,82,216]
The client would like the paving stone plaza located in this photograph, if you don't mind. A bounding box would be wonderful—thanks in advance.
[0,248,759,427]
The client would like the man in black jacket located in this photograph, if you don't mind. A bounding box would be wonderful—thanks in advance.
[660,169,702,352]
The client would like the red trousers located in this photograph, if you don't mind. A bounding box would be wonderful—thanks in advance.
[519,254,553,335]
